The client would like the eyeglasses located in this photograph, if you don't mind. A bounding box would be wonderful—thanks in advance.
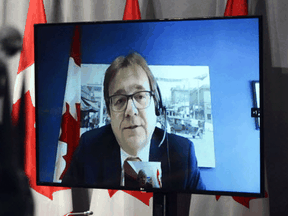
[109,91,154,112]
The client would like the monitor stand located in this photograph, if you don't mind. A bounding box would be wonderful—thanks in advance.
[153,192,191,216]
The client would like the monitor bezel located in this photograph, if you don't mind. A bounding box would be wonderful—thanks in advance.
[35,16,264,197]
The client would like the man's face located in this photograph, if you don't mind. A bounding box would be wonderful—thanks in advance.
[108,65,157,156]
[139,175,147,186]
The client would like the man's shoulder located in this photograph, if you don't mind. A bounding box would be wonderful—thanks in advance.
[80,124,117,149]
[82,124,113,139]
[77,124,118,155]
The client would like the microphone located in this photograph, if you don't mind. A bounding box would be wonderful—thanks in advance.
[158,106,167,147]
[66,211,93,215]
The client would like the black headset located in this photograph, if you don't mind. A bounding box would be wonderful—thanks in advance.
[154,83,170,181]
[155,84,166,116]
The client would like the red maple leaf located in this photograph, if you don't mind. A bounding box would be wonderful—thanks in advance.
[12,91,70,200]
[216,191,269,208]
[108,189,153,206]
[59,103,81,179]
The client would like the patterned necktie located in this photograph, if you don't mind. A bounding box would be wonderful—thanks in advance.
[124,157,141,187]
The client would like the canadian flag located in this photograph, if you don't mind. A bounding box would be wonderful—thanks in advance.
[53,25,81,183]
[123,0,141,20]
[90,190,153,216]
[190,191,269,216]
[224,0,248,16]
[11,0,72,215]
[89,0,153,215]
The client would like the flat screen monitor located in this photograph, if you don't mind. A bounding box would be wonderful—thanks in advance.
[35,16,264,196]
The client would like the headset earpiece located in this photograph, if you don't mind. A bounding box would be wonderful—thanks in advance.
[155,84,164,116]
[155,107,161,116]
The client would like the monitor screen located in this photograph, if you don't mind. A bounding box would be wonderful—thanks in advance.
[35,16,264,196]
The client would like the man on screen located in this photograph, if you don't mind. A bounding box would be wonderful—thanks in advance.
[62,52,205,191]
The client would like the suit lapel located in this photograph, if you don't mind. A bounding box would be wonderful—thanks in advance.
[149,138,163,162]
[102,130,121,186]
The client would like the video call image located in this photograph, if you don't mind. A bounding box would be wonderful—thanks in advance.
[36,17,263,195]
[80,64,215,169]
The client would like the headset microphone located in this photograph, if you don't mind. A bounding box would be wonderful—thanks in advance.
[158,108,167,148]
[154,82,171,188]
[155,84,167,148]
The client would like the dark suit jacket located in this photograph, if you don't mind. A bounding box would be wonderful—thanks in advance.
[62,124,205,191]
